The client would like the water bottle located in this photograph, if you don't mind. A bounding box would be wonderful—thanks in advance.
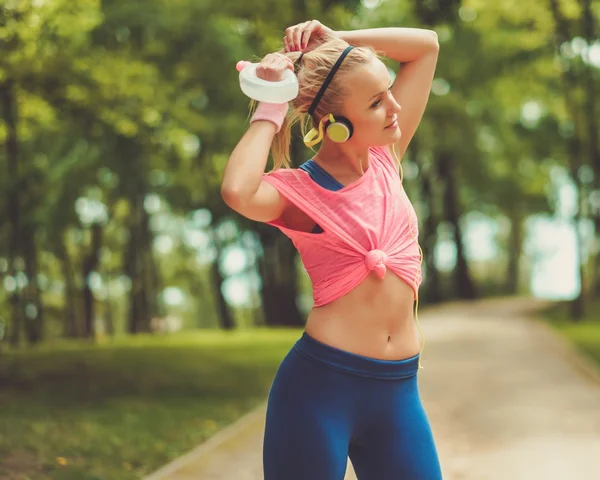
[236,61,299,103]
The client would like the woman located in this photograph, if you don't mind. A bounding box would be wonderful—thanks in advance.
[221,20,441,480]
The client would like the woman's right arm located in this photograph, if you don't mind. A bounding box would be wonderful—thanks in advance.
[221,121,288,223]
[221,53,293,223]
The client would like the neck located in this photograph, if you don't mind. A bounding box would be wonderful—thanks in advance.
[314,140,370,175]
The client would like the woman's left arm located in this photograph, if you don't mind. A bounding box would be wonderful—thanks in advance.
[335,28,439,158]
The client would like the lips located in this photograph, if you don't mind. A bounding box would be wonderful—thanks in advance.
[385,117,398,129]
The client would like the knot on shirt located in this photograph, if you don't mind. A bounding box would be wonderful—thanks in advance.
[365,249,388,279]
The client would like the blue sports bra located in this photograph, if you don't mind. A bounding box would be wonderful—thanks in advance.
[298,159,343,233]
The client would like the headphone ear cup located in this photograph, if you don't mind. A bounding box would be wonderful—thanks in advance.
[325,115,354,143]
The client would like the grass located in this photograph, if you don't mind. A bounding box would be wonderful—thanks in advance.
[542,299,600,368]
[0,328,301,480]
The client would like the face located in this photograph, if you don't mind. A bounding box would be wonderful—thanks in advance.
[339,57,402,147]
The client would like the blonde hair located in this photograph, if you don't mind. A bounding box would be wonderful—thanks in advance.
[253,36,377,171]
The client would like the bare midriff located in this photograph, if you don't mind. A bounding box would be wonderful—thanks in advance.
[304,272,420,361]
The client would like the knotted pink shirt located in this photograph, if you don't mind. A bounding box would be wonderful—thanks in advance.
[262,146,422,307]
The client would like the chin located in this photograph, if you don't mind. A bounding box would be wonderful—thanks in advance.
[379,129,401,144]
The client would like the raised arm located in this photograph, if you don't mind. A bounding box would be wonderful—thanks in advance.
[335,27,439,158]
[221,54,293,223]
[221,121,288,223]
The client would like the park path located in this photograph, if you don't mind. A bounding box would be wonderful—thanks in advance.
[144,297,600,480]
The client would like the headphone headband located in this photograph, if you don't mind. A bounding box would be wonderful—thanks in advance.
[307,45,354,117]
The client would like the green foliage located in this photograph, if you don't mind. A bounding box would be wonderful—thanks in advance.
[0,329,300,479]
[542,299,600,368]
[0,0,594,341]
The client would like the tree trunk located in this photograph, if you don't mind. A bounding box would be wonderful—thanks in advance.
[594,217,600,298]
[126,220,146,333]
[125,196,155,334]
[210,231,236,330]
[437,152,477,299]
[210,259,235,330]
[104,297,115,336]
[410,139,444,303]
[579,0,600,297]
[570,211,585,321]
[139,201,156,332]
[125,222,140,333]
[57,237,80,338]
[22,226,43,344]
[184,265,215,328]
[1,80,24,347]
[140,201,163,322]
[257,223,304,327]
[422,211,443,303]
[549,0,586,320]
[506,211,524,295]
[82,223,103,339]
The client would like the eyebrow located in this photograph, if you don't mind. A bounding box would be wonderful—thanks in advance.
[367,78,394,102]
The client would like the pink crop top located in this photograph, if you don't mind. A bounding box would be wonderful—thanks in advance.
[262,146,422,308]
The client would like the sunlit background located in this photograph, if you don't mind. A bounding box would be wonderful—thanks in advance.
[1,0,599,339]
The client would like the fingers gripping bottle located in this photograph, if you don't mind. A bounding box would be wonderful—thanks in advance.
[236,61,299,103]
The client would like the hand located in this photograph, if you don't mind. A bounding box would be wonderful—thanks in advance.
[283,20,336,52]
[255,53,295,82]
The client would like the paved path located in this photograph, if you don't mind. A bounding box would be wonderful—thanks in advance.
[145,298,600,480]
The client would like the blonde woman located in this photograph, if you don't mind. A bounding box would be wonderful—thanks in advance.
[222,20,442,480]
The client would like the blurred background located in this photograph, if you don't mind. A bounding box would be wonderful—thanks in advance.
[0,0,599,479]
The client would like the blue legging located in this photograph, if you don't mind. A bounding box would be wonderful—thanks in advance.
[263,333,443,480]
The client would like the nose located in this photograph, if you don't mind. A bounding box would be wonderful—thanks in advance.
[387,105,401,121]
[387,94,401,114]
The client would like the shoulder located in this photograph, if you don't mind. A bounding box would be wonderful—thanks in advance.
[263,167,305,183]
[262,168,311,200]
[369,145,397,164]
[369,146,400,175]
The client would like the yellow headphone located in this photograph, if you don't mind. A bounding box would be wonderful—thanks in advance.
[303,46,355,148]
[304,114,354,147]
